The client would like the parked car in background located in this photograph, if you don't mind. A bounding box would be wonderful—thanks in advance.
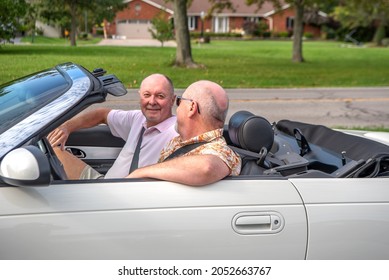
[1,63,388,259]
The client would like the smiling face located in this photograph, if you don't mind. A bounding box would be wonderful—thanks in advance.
[139,74,175,127]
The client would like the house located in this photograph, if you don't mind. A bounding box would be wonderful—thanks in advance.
[105,0,327,39]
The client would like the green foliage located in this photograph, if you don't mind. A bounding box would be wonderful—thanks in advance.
[148,14,174,47]
[304,32,314,39]
[382,38,389,47]
[332,0,389,45]
[190,32,242,38]
[0,0,28,43]
[37,0,126,43]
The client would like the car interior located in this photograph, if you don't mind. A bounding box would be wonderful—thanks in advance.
[61,110,389,181]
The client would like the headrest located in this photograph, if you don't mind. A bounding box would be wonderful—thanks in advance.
[228,111,274,153]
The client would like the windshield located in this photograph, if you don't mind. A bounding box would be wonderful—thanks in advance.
[0,68,70,134]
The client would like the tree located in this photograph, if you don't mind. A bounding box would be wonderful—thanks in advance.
[38,0,125,46]
[243,0,337,62]
[149,13,174,47]
[333,0,389,46]
[92,0,126,39]
[0,0,28,43]
[172,0,199,67]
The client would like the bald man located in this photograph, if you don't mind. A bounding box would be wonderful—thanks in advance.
[127,80,241,186]
[48,73,178,179]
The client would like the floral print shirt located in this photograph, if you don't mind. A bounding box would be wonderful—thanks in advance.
[159,128,241,176]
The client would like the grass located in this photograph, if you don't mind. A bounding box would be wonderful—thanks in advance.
[20,35,102,45]
[0,39,388,88]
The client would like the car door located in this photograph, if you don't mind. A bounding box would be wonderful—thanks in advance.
[65,125,125,174]
[290,177,389,259]
[0,177,307,260]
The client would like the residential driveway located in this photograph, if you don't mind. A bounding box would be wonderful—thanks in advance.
[92,87,389,128]
[97,38,177,47]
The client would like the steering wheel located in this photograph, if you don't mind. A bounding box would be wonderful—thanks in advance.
[41,137,68,180]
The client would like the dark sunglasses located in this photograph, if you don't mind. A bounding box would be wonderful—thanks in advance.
[176,96,200,113]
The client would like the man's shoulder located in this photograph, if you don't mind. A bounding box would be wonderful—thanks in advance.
[108,109,144,123]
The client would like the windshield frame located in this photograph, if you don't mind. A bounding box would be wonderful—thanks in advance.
[0,63,92,159]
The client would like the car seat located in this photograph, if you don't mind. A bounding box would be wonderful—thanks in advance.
[228,111,275,175]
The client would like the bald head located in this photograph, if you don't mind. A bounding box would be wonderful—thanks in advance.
[140,73,174,96]
[184,80,229,128]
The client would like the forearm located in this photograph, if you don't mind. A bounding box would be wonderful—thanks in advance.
[64,108,111,133]
[127,155,230,186]
[48,108,111,148]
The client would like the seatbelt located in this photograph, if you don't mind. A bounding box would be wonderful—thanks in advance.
[129,126,145,173]
[163,142,207,161]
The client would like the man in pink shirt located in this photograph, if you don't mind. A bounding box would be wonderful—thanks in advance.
[48,73,178,179]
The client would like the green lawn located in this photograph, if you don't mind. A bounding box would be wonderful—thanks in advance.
[0,39,388,88]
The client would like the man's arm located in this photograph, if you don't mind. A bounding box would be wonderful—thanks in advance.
[126,154,230,186]
[48,108,111,149]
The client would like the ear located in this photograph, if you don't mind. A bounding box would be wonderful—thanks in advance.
[187,101,197,118]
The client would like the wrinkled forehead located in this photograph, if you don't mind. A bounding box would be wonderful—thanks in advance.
[140,75,172,95]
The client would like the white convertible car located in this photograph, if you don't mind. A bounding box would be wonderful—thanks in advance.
[1,63,388,260]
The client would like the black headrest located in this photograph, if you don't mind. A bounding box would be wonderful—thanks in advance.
[228,111,274,153]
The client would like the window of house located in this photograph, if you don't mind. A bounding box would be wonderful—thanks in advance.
[286,17,294,30]
[213,16,229,33]
[245,17,260,23]
[188,16,196,31]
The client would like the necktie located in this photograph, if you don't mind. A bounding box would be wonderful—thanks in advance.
[129,126,145,173]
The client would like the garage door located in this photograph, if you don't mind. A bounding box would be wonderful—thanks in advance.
[116,20,153,39]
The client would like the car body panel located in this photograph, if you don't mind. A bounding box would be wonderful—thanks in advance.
[0,179,307,259]
[290,178,389,259]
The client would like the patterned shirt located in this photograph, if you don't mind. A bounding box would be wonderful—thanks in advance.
[159,129,241,176]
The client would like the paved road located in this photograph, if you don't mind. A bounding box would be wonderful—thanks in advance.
[93,87,389,128]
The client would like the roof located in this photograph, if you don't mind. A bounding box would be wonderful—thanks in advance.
[141,0,283,17]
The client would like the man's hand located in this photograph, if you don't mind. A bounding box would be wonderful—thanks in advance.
[47,124,70,150]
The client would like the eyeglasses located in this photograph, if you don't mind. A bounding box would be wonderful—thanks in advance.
[176,96,200,113]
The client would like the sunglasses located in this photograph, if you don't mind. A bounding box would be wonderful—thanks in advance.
[176,96,200,113]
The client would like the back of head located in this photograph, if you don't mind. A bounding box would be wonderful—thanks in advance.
[186,80,229,128]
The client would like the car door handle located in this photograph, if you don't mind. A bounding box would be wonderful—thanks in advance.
[65,147,86,158]
[232,212,284,235]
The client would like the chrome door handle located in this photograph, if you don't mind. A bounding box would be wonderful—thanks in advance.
[232,212,284,235]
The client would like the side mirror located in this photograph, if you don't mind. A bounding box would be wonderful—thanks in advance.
[0,146,51,187]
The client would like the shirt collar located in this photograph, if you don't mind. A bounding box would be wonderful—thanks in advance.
[179,128,223,146]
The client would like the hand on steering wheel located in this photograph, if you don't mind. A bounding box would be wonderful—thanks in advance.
[47,125,70,150]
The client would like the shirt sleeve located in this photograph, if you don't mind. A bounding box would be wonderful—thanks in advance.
[191,143,242,176]
[107,110,144,140]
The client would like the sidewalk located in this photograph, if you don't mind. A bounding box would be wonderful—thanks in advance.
[97,38,177,47]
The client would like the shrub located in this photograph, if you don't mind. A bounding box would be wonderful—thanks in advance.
[382,38,389,47]
[278,32,290,38]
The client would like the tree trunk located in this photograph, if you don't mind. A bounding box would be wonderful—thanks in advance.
[69,0,77,46]
[173,0,197,67]
[292,0,304,63]
[372,19,386,46]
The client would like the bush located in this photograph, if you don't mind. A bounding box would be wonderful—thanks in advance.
[382,38,389,47]
[242,21,258,36]
[78,32,92,40]
[304,32,314,39]
[273,32,290,38]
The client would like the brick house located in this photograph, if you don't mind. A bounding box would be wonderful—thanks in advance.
[105,0,327,39]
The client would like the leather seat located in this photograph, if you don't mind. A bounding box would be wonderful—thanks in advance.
[228,111,274,153]
[228,111,274,175]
